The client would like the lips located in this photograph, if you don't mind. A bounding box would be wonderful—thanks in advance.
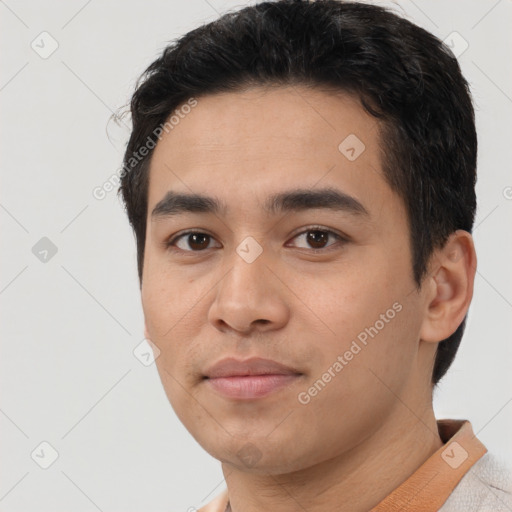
[203,357,303,399]
[204,357,302,378]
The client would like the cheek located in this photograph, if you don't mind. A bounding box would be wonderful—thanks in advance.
[141,275,202,394]
[143,271,207,418]
[142,256,203,336]
[308,262,419,379]
[309,269,395,340]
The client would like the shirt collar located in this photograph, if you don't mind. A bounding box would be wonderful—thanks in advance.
[200,419,487,512]
[370,419,487,511]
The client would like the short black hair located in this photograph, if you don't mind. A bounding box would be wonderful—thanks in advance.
[118,0,477,385]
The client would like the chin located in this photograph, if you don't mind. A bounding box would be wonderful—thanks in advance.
[197,433,317,475]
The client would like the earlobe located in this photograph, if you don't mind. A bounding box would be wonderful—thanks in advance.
[419,230,477,344]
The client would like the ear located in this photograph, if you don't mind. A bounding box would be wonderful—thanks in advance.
[419,230,477,343]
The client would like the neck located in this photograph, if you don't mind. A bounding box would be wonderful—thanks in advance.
[222,406,443,512]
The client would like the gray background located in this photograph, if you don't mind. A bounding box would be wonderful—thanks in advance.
[1,0,511,510]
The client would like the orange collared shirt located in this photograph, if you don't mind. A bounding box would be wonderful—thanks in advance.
[199,419,488,512]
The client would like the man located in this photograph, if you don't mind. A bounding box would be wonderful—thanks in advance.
[118,1,512,510]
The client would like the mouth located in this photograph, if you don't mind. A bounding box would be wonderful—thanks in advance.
[203,357,303,400]
[205,374,302,399]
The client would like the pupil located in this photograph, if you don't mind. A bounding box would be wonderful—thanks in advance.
[307,230,327,248]
[189,233,209,250]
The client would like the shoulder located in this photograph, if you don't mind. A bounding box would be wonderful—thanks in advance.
[439,452,512,512]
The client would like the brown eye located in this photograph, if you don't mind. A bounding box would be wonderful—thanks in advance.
[186,233,211,250]
[288,227,345,252]
[167,232,218,252]
[306,230,330,249]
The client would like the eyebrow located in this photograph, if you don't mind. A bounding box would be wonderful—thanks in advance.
[151,187,369,220]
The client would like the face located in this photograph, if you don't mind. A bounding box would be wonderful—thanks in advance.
[141,85,433,474]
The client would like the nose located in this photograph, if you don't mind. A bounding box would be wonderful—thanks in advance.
[207,249,290,335]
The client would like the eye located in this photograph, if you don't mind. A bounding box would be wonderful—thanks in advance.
[287,226,347,252]
[166,231,220,252]
[166,226,347,254]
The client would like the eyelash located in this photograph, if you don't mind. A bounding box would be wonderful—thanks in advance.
[165,225,348,255]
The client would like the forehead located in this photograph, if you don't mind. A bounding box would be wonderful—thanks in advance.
[146,85,397,219]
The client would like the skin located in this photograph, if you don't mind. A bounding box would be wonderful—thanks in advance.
[141,85,476,512]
